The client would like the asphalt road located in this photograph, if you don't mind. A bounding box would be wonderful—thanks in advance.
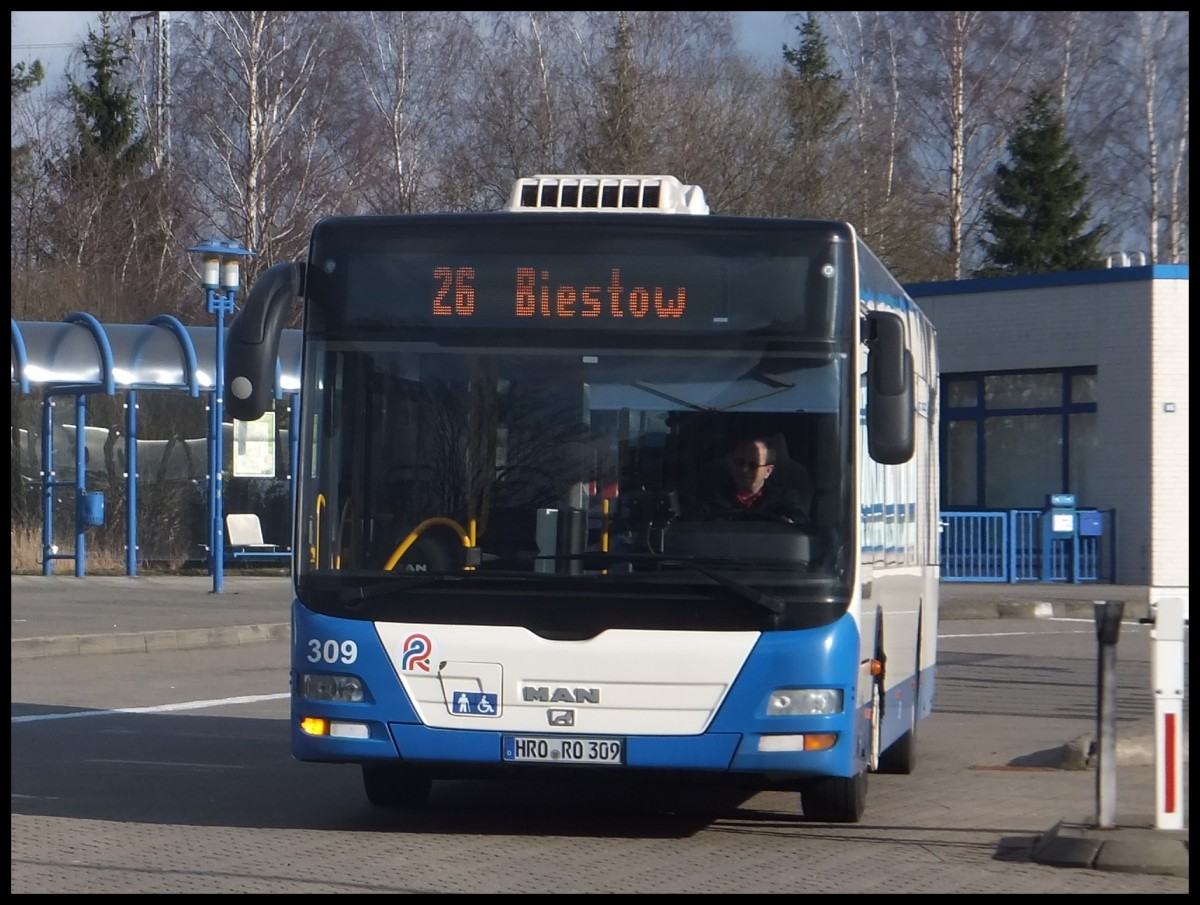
[10,574,1188,883]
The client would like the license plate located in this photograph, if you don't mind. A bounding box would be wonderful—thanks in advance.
[503,735,624,765]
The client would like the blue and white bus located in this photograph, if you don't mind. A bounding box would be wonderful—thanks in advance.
[226,174,939,822]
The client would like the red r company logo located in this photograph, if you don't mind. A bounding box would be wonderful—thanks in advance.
[400,633,432,672]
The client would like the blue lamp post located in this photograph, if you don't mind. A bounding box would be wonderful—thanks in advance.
[188,238,254,593]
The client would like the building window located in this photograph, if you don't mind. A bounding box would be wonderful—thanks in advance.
[941,367,1097,510]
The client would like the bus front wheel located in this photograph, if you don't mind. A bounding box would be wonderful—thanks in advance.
[362,764,433,808]
[800,771,867,823]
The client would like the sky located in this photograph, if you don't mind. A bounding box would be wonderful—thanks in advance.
[10,11,100,79]
[11,11,796,88]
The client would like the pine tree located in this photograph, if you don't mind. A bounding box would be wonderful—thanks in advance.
[66,12,151,182]
[781,14,847,149]
[779,13,849,217]
[11,59,45,99]
[975,86,1109,277]
[588,11,645,174]
[43,11,172,322]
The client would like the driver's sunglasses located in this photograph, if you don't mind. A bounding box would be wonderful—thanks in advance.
[734,458,769,469]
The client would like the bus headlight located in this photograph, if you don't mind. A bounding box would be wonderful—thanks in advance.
[766,688,843,716]
[299,673,365,703]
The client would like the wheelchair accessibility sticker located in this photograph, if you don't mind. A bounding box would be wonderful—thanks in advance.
[453,691,499,717]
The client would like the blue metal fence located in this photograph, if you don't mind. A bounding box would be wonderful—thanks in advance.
[939,509,1116,583]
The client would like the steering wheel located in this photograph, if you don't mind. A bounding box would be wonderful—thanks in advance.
[725,509,796,525]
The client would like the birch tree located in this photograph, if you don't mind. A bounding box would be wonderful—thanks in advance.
[171,11,361,281]
[1135,11,1189,263]
[346,11,476,214]
[889,11,1042,278]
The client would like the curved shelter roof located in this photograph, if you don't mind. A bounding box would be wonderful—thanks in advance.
[11,314,301,397]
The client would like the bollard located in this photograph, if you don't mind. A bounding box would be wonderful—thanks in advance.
[1143,596,1187,830]
[1092,600,1124,829]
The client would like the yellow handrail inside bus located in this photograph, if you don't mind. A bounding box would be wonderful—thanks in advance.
[384,517,478,571]
[600,498,610,574]
[312,493,325,567]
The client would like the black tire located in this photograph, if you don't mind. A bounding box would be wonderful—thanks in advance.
[362,764,433,808]
[800,770,867,823]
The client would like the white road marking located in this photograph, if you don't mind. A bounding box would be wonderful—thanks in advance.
[11,692,288,723]
[85,759,249,768]
[941,617,1150,639]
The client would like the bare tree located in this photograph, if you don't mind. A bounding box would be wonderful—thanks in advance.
[442,11,592,209]
[170,11,362,280]
[1135,11,1189,263]
[1164,88,1189,263]
[568,11,776,214]
[346,11,476,214]
[10,82,60,275]
[820,12,946,279]
[887,11,1044,278]
[1042,10,1190,265]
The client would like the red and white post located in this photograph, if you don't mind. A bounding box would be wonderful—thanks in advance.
[1148,594,1187,830]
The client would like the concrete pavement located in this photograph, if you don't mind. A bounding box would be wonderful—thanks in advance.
[9,573,1187,878]
[11,573,292,659]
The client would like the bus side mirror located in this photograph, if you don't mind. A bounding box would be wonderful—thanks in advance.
[225,261,305,422]
[865,310,914,465]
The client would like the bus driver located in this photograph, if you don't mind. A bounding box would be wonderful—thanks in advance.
[699,436,810,525]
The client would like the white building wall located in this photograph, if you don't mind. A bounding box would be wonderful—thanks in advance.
[915,271,1185,586]
[1150,280,1189,588]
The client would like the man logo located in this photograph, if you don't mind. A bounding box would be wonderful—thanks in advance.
[521,686,600,704]
[548,709,575,726]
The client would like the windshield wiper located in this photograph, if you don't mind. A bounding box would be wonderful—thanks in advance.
[338,574,448,604]
[669,561,785,614]
[335,567,542,604]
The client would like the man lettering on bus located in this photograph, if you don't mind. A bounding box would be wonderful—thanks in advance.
[699,436,810,525]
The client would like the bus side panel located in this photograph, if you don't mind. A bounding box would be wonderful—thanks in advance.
[864,567,921,751]
[920,566,939,721]
[864,565,938,756]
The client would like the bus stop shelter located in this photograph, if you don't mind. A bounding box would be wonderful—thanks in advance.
[11,313,301,577]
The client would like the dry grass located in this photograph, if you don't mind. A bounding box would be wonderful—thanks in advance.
[9,521,176,575]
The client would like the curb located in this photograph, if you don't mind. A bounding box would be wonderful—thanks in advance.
[1059,730,1190,770]
[941,599,1152,622]
[1000,600,1151,621]
[10,622,290,660]
[1032,816,1190,878]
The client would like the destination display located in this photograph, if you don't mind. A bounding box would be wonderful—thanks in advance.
[335,252,823,334]
[308,217,849,337]
[432,264,690,323]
